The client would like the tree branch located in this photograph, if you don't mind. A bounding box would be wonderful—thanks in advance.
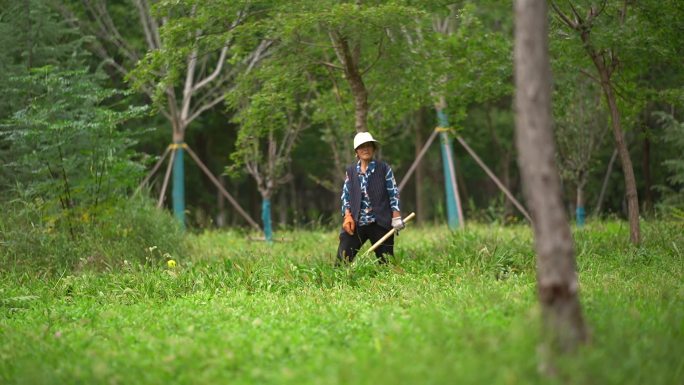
[190,9,248,93]
[83,0,140,63]
[186,93,226,125]
[579,68,600,84]
[361,31,385,75]
[318,61,345,70]
[329,30,348,67]
[244,40,274,74]
[550,1,578,29]
[568,1,584,26]
[134,0,157,50]
[191,45,230,92]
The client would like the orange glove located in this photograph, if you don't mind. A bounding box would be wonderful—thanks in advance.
[342,213,355,235]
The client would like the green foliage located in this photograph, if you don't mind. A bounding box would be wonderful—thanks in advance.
[440,3,513,111]
[225,57,311,180]
[653,112,684,215]
[1,66,147,234]
[0,0,88,117]
[0,222,682,384]
[554,75,609,190]
[550,0,684,131]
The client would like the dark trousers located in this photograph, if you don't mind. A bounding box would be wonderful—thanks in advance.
[336,222,393,264]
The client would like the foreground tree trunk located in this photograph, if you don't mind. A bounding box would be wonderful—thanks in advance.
[514,0,588,357]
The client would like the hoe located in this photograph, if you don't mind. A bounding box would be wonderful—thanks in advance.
[362,212,416,258]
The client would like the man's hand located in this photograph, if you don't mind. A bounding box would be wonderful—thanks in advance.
[343,213,355,235]
[391,216,405,233]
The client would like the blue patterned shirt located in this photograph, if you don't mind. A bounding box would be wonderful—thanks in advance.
[341,160,400,225]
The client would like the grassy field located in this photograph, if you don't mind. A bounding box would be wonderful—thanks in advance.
[1,221,682,384]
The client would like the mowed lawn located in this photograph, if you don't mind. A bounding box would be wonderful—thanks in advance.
[1,222,682,385]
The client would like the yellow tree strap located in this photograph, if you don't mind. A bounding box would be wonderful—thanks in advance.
[168,143,188,150]
[435,126,451,133]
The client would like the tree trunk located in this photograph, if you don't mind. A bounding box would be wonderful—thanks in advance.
[349,70,369,133]
[277,188,288,227]
[576,180,586,228]
[171,120,186,228]
[577,32,641,243]
[486,104,513,220]
[329,32,369,133]
[216,174,226,227]
[261,195,273,242]
[289,175,300,227]
[501,153,513,220]
[514,0,588,357]
[642,128,653,214]
[598,76,641,244]
[414,108,427,224]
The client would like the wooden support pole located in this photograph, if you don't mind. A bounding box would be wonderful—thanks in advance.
[398,129,439,192]
[136,146,172,195]
[157,148,176,209]
[594,148,618,217]
[455,135,533,224]
[184,145,262,232]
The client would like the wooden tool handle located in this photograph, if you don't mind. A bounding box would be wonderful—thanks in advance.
[364,212,416,256]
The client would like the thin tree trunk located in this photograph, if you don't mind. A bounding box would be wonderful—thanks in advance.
[573,25,641,243]
[486,105,514,220]
[502,154,513,220]
[25,0,32,70]
[278,188,288,227]
[414,108,427,224]
[642,128,652,214]
[514,0,588,359]
[599,75,641,244]
[329,32,368,133]
[289,175,300,227]
[216,174,226,227]
[349,70,369,133]
[576,179,586,228]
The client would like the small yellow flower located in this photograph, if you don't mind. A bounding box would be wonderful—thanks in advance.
[167,259,177,268]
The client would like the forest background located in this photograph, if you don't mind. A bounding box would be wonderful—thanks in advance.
[0,0,683,257]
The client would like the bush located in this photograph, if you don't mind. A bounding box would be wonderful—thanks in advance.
[0,196,185,273]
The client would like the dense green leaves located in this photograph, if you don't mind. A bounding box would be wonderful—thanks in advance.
[2,66,146,230]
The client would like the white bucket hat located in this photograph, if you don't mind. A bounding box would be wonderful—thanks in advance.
[353,132,379,150]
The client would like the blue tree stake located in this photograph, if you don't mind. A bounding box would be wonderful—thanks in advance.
[576,206,585,228]
[262,198,273,243]
[436,109,462,229]
[172,143,185,229]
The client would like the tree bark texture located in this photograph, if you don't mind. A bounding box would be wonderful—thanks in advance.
[514,0,588,353]
[329,31,369,133]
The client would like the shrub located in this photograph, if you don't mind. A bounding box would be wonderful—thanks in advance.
[0,196,185,273]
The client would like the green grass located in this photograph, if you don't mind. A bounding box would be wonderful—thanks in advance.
[1,221,682,384]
